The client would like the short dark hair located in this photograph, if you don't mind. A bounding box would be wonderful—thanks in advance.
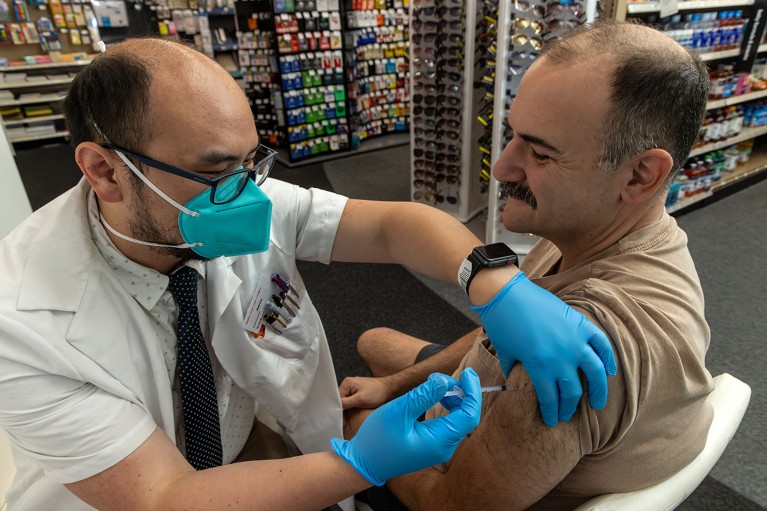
[63,49,153,152]
[542,20,709,186]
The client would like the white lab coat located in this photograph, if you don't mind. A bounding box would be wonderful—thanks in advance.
[0,178,352,510]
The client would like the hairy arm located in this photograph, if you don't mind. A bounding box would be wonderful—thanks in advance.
[66,428,370,511]
[388,365,582,511]
[331,200,519,295]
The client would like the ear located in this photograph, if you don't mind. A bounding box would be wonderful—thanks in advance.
[75,142,124,203]
[620,148,673,204]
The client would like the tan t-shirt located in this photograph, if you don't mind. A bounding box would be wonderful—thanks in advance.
[433,213,714,509]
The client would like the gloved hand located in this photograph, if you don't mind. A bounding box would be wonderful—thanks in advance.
[472,272,617,427]
[331,368,481,486]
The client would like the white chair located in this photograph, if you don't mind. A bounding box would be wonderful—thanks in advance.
[574,372,751,511]
[0,430,15,511]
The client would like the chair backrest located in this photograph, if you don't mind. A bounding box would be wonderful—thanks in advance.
[573,373,751,511]
[0,430,15,511]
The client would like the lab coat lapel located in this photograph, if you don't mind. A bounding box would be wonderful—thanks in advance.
[66,267,176,434]
[16,180,175,436]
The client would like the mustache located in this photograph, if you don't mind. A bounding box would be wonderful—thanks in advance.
[500,181,538,209]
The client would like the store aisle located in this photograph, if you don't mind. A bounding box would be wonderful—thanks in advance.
[12,143,767,510]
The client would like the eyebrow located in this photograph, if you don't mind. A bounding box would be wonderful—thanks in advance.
[197,144,260,167]
[507,118,563,155]
[518,133,563,155]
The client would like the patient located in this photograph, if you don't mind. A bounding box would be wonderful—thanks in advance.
[340,20,714,510]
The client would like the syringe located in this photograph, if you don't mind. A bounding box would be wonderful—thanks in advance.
[444,384,516,399]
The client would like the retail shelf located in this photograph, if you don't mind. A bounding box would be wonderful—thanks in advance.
[667,149,767,212]
[627,0,753,13]
[8,131,69,143]
[667,191,713,213]
[206,7,235,15]
[713,148,767,190]
[0,95,67,107]
[0,60,91,71]
[213,42,239,52]
[707,88,767,110]
[689,125,767,156]
[3,114,65,126]
[760,43,767,53]
[0,78,74,90]
[698,49,741,62]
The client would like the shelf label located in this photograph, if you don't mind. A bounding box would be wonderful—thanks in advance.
[659,0,679,17]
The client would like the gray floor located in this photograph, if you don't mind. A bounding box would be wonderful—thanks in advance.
[324,145,767,510]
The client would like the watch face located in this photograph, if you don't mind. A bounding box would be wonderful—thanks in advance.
[479,242,517,260]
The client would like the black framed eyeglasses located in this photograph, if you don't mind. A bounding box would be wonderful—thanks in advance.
[102,143,278,205]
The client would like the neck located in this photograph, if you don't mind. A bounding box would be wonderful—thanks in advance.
[554,201,665,273]
[99,207,184,275]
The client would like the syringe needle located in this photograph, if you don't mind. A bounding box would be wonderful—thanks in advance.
[444,384,517,398]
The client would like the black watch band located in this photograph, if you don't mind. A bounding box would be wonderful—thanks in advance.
[458,243,519,295]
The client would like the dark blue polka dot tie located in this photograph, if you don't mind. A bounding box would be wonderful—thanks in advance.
[168,266,223,470]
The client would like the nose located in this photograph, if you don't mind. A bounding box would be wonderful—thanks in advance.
[493,136,526,182]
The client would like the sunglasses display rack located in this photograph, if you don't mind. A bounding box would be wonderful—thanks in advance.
[409,0,487,222]
[344,4,411,146]
[483,0,595,253]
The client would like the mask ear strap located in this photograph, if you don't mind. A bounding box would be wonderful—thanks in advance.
[113,150,200,218]
[100,213,203,250]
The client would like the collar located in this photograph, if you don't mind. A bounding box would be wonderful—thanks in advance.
[87,190,208,310]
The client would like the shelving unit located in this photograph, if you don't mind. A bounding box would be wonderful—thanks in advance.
[343,6,410,148]
[626,0,753,14]
[668,146,767,212]
[0,60,90,146]
[609,0,767,215]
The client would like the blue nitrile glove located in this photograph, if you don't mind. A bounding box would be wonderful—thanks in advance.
[331,368,481,486]
[472,272,617,427]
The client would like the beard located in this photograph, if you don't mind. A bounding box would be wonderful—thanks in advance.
[127,174,208,262]
[500,181,538,209]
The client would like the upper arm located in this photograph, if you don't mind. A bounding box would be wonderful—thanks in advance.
[392,365,582,511]
[331,199,394,263]
[66,428,194,510]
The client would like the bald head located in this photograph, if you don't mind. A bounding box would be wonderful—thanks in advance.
[64,37,246,153]
[537,20,709,186]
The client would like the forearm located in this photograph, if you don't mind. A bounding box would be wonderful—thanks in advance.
[67,429,371,511]
[332,201,482,283]
[157,453,369,511]
[382,327,480,399]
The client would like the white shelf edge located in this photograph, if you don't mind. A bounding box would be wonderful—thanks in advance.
[0,96,67,107]
[699,49,741,62]
[666,191,713,213]
[0,78,74,90]
[760,43,767,53]
[689,125,767,157]
[3,114,65,126]
[628,0,753,13]
[8,131,69,143]
[0,60,91,71]
[707,88,767,110]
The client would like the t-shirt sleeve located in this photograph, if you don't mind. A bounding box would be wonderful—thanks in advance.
[0,320,156,484]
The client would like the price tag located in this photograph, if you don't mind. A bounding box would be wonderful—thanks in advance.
[659,0,679,19]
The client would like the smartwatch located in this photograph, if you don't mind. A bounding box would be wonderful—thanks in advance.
[458,243,519,295]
